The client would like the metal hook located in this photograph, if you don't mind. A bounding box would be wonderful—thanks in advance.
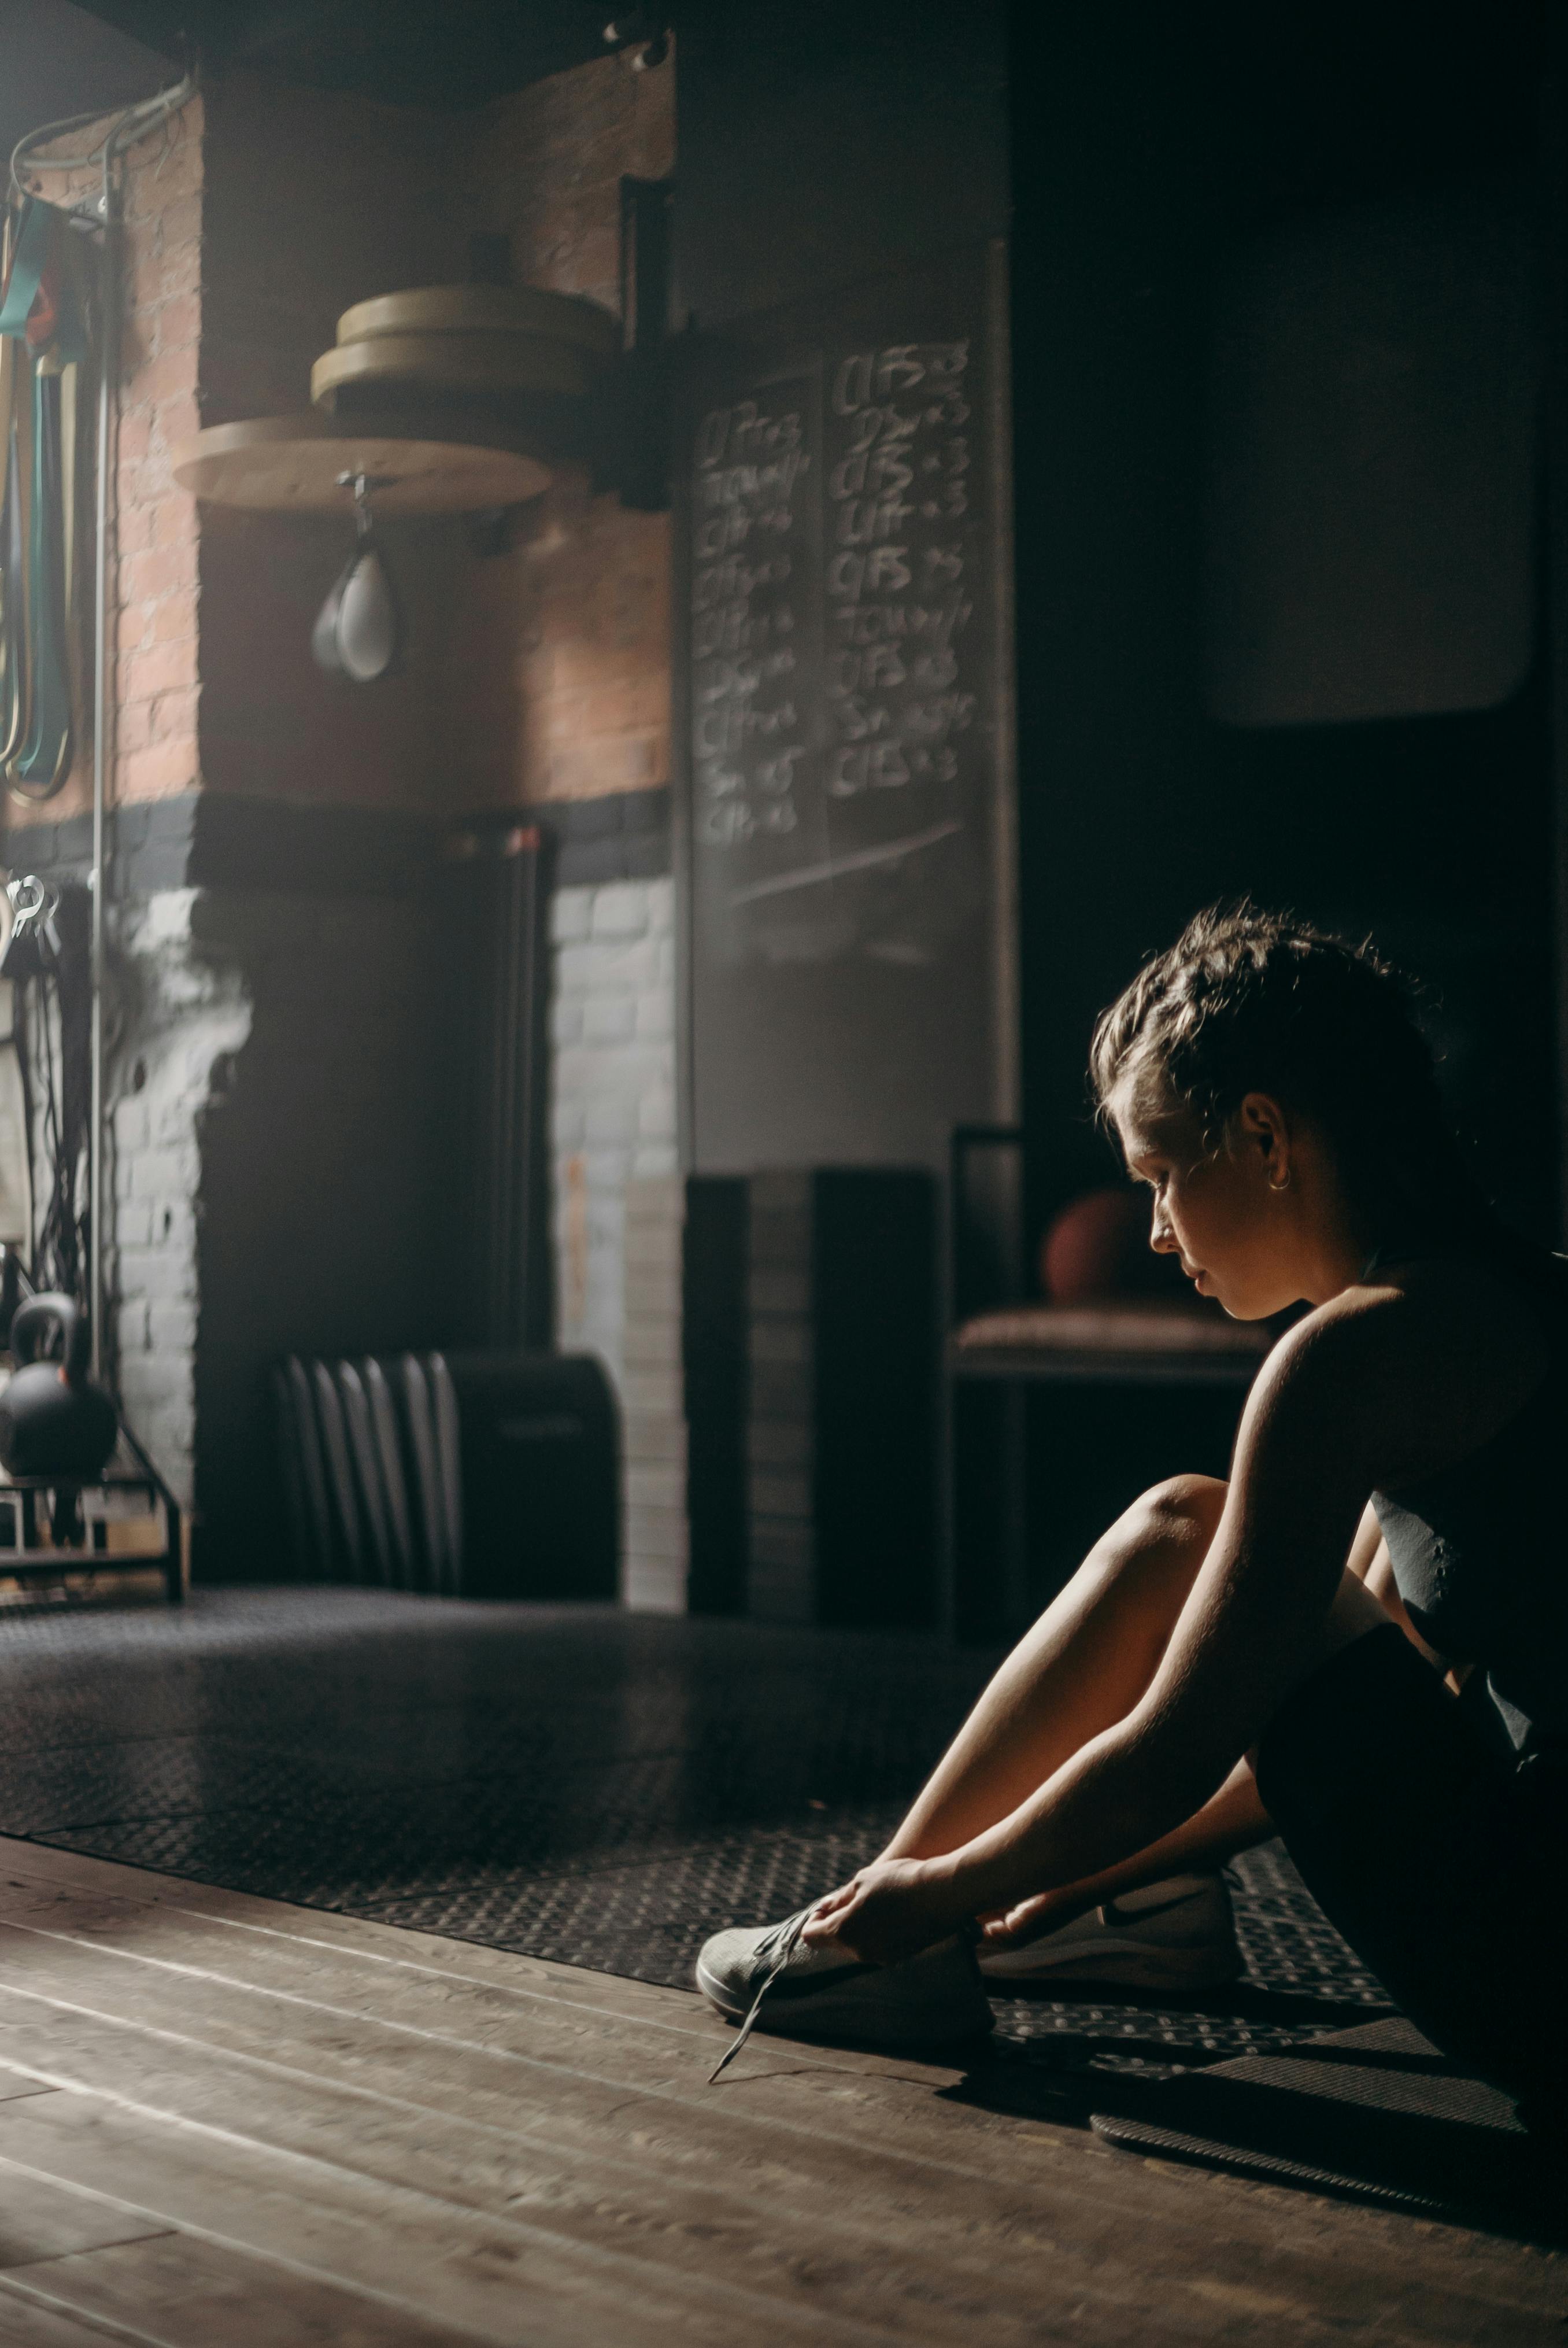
[336,471,395,540]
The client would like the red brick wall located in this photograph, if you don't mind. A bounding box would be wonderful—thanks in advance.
[449,51,676,808]
[195,73,464,813]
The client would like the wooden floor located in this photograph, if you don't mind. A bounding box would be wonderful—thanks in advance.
[0,1841,1555,2345]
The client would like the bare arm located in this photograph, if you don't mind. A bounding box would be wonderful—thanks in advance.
[978,1757,1273,1942]
[942,1328,1374,1914]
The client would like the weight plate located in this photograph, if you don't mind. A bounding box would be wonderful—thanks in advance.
[336,283,619,360]
[312,332,596,407]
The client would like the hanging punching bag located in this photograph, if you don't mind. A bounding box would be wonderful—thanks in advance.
[312,471,400,683]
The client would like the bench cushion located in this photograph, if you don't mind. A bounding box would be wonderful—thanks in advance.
[953,1303,1275,1358]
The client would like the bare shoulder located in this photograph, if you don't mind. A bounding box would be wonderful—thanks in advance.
[1248,1253,1551,1489]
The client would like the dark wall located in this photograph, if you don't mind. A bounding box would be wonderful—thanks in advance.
[1011,0,1557,1251]
[671,0,1008,328]
[1008,6,1212,1230]
[191,881,452,1578]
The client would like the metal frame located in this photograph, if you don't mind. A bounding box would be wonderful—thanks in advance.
[0,1470,184,1602]
[951,1342,1263,1389]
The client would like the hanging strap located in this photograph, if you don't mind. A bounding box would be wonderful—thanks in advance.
[0,197,89,363]
[0,208,21,766]
[0,201,51,344]
[0,197,89,799]
[0,354,29,771]
[8,364,72,795]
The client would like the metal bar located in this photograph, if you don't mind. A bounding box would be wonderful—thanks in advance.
[87,150,116,1384]
[950,1352,1264,1389]
[986,234,1020,1128]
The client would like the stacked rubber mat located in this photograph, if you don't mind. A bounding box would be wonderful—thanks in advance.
[274,1354,464,1592]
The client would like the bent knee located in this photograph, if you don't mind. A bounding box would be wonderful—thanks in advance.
[1119,1472,1227,1554]
[1067,1472,1227,1619]
[1072,1475,1227,1609]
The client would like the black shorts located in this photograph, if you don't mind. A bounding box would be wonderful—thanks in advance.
[1255,1622,1568,2116]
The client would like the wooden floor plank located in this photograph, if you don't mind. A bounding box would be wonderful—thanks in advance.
[0,2232,497,2347]
[0,2127,171,2274]
[0,2287,136,2346]
[0,1882,1555,2346]
[0,2091,918,2348]
[0,1846,708,2024]
[0,1928,1555,2346]
[0,1979,1390,2348]
[0,1844,1559,2347]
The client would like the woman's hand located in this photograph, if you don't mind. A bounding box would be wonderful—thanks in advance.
[975,1886,1100,1946]
[798,1856,972,1966]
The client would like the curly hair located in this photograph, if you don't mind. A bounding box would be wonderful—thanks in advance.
[1089,903,1491,1246]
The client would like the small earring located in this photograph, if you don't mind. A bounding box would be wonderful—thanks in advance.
[1268,1168,1292,1193]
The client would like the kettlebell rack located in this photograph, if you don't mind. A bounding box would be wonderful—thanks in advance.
[0,1461,185,1603]
[0,1245,187,1604]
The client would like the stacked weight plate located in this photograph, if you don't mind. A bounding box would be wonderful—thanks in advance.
[310,283,620,415]
[274,1353,464,1592]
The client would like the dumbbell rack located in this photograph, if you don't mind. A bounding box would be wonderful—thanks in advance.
[0,1448,187,1605]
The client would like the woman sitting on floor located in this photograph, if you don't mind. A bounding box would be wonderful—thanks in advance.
[697,903,1568,2127]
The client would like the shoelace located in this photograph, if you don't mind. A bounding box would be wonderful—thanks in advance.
[707,1908,810,2084]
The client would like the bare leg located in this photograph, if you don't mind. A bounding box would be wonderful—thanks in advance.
[881,1474,1228,1865]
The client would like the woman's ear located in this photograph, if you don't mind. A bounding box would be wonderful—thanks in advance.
[1237,1092,1293,1191]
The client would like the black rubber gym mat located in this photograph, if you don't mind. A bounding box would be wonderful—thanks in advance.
[1089,2016,1567,2236]
[0,1591,1391,2074]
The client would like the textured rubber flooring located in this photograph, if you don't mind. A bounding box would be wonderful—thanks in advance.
[0,1588,1393,2076]
[1088,2017,1567,2239]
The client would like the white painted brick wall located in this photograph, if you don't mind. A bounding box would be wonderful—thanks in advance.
[108,888,252,1509]
[548,876,685,1610]
[549,877,676,1380]
[622,1174,687,1614]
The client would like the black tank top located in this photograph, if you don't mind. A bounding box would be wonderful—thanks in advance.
[1370,1245,1568,1753]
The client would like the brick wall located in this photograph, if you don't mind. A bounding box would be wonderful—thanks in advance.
[113,99,204,815]
[110,886,245,1506]
[450,53,675,813]
[460,53,682,1607]
[549,875,676,1368]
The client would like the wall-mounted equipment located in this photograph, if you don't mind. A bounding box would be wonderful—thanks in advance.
[0,195,93,807]
[173,283,617,676]
[310,282,619,478]
[313,284,617,410]
[171,412,553,514]
[172,412,557,683]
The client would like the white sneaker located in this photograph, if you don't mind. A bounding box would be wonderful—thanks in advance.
[696,1907,994,2051]
[977,1872,1242,1991]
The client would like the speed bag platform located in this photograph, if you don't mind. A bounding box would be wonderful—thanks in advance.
[441,1350,619,1601]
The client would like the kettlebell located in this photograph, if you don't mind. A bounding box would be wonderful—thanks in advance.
[0,1294,117,1479]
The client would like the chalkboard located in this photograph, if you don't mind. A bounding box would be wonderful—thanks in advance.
[677,243,1015,1170]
